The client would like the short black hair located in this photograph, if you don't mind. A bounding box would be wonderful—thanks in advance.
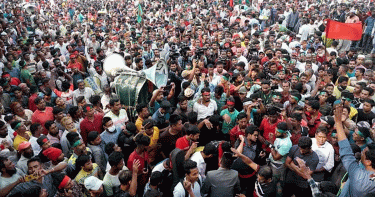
[298,136,312,149]
[186,125,200,136]
[108,151,124,167]
[136,103,148,113]
[188,112,198,124]
[277,122,288,131]
[290,113,302,121]
[149,171,163,186]
[308,99,320,110]
[75,154,91,169]
[87,131,99,145]
[183,160,197,175]
[169,114,182,126]
[105,142,116,156]
[316,126,328,135]
[221,152,235,169]
[245,125,259,135]
[27,156,42,166]
[134,134,150,146]
[109,98,120,106]
[30,123,41,135]
[237,112,247,121]
[202,142,217,156]
[45,120,55,131]
[366,148,375,169]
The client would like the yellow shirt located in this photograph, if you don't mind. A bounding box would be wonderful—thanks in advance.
[135,117,144,132]
[13,131,32,150]
[333,86,354,99]
[74,163,99,185]
[143,126,160,147]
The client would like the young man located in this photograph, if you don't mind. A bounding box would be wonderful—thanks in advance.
[190,143,216,180]
[103,152,126,197]
[175,125,200,160]
[16,141,34,175]
[304,99,321,137]
[357,99,375,123]
[159,114,184,159]
[284,137,319,197]
[173,160,203,197]
[334,104,375,196]
[101,117,122,145]
[45,120,63,145]
[220,97,239,139]
[201,152,240,197]
[232,125,264,195]
[31,97,54,135]
[116,160,140,197]
[311,126,334,182]
[74,154,100,185]
[80,104,103,144]
[84,176,105,197]
[135,103,150,132]
[193,87,218,120]
[104,98,129,130]
[87,131,107,174]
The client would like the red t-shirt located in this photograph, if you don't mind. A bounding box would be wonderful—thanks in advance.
[80,114,104,144]
[230,125,247,145]
[28,93,38,112]
[127,150,149,173]
[175,136,190,151]
[67,62,83,71]
[259,118,281,143]
[31,107,54,135]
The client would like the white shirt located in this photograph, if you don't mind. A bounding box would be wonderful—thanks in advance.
[311,138,335,172]
[72,87,95,106]
[193,99,218,120]
[29,136,41,156]
[173,176,203,197]
[104,109,129,130]
[103,172,121,196]
[190,152,206,180]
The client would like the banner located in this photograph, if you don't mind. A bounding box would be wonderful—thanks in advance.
[325,19,362,41]
[137,3,143,23]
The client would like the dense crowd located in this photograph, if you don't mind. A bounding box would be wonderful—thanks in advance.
[1,0,375,196]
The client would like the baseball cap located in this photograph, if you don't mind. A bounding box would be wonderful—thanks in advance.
[18,141,31,151]
[84,176,103,191]
[37,135,49,146]
[321,116,335,127]
[184,88,195,98]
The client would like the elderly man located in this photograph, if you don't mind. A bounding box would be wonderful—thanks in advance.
[72,79,95,106]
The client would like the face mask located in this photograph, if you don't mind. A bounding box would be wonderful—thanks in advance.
[108,125,116,133]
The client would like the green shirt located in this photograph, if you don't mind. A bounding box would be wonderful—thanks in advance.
[220,109,239,134]
[20,69,35,86]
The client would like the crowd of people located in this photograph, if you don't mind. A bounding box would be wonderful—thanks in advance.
[1,0,375,196]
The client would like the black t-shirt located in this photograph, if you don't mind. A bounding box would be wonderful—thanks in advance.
[113,186,131,197]
[357,109,375,123]
[158,129,183,157]
[285,145,319,188]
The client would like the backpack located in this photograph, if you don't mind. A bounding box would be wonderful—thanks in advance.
[180,178,201,197]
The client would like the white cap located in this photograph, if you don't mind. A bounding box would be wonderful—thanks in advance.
[84,176,103,191]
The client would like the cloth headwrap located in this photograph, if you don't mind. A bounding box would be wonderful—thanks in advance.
[277,129,288,134]
[357,130,365,138]
[243,101,252,106]
[72,140,81,148]
[227,101,235,105]
[292,95,299,101]
[43,147,62,162]
[14,122,22,130]
[58,175,71,189]
[222,76,229,81]
[331,133,337,137]
[2,74,10,78]
[319,92,327,95]
[202,92,210,96]
[272,95,281,99]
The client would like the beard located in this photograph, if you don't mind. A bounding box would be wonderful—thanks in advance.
[6,168,17,176]
[23,151,34,159]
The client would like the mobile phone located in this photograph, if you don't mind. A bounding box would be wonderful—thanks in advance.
[25,174,39,182]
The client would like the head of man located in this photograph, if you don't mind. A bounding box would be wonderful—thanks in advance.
[136,103,149,119]
[109,98,122,113]
[170,114,183,132]
[275,122,289,138]
[76,154,93,172]
[34,97,46,111]
[298,136,312,155]
[246,125,260,143]
[184,160,199,183]
[201,88,211,103]
[186,125,200,142]
[0,156,17,176]
[108,151,124,171]
[134,134,150,153]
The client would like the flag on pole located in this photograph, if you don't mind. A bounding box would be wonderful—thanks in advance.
[137,4,143,23]
[230,0,234,7]
[325,19,362,41]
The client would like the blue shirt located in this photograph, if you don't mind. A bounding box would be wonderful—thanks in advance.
[100,127,122,145]
[338,139,375,197]
[365,16,375,35]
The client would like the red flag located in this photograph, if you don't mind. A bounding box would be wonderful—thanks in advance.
[325,19,363,41]
[230,0,234,7]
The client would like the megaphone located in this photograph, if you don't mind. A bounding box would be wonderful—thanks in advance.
[103,53,136,77]
[143,59,168,88]
[23,3,37,14]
